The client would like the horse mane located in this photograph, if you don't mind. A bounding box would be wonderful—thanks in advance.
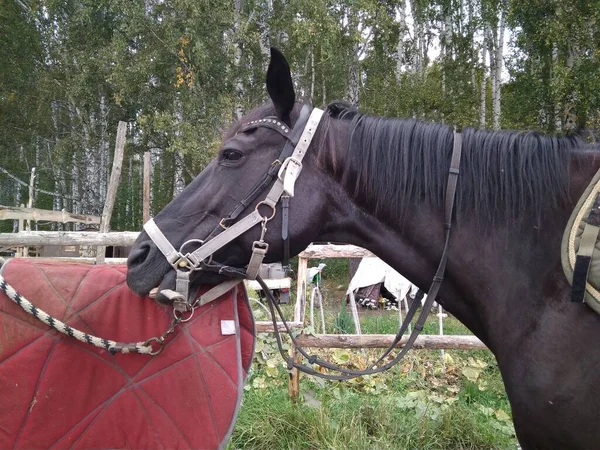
[326,102,588,225]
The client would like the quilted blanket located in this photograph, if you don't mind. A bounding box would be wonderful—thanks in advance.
[0,259,254,450]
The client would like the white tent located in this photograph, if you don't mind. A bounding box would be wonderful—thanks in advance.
[346,257,425,307]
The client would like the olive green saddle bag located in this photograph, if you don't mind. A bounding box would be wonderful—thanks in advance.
[562,167,600,314]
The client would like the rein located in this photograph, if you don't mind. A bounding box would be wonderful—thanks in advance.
[144,105,464,378]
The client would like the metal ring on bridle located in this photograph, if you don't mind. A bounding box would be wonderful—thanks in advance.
[255,201,276,221]
[144,337,166,356]
[179,238,205,254]
[174,307,195,323]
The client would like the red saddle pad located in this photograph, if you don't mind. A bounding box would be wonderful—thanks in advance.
[0,259,254,450]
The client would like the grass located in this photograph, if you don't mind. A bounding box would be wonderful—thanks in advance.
[236,263,517,449]
[231,360,517,449]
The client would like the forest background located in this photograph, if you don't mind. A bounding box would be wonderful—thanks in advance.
[2,0,600,232]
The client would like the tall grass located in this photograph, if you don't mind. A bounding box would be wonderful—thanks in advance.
[231,378,517,449]
[237,263,517,449]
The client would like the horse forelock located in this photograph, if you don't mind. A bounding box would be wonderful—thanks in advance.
[325,106,590,227]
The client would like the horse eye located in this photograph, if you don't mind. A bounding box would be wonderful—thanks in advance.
[220,149,243,163]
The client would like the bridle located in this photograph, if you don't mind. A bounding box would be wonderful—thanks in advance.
[143,104,464,379]
[143,105,322,313]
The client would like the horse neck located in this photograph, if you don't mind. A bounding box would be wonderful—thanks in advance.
[319,118,600,352]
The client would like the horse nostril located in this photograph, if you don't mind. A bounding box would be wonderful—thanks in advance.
[128,242,151,269]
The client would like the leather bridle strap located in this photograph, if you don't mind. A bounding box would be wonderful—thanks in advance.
[212,106,312,232]
[143,107,325,307]
[259,130,463,380]
[187,107,324,267]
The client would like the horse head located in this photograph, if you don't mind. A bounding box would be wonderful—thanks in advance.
[127,48,355,302]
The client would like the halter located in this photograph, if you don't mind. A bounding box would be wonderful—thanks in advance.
[143,105,464,379]
[143,105,324,313]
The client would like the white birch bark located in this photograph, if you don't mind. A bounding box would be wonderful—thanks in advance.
[99,96,110,201]
[489,26,497,128]
[563,43,577,132]
[492,12,504,130]
[257,0,272,62]
[233,0,245,120]
[409,0,422,74]
[310,47,315,103]
[173,98,185,198]
[126,156,133,228]
[441,7,452,96]
[395,1,407,83]
[469,0,476,89]
[346,10,360,107]
[13,173,21,232]
[480,26,489,128]
[552,44,561,131]
[71,151,82,229]
[322,70,327,108]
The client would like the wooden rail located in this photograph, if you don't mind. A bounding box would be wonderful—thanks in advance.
[0,205,100,224]
[294,334,486,350]
[0,231,139,246]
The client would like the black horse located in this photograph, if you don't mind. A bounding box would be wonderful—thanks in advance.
[127,48,600,449]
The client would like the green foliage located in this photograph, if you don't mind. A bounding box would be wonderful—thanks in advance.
[233,335,517,449]
[333,305,354,334]
[1,0,599,226]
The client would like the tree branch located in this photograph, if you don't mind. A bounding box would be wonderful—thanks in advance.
[0,166,80,201]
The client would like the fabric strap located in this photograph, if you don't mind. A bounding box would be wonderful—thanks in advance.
[571,192,600,302]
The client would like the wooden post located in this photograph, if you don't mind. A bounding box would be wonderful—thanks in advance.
[97,121,127,264]
[288,255,308,400]
[143,151,151,224]
[295,256,308,323]
[288,344,302,402]
[26,167,36,232]
[22,168,36,256]
[16,204,24,257]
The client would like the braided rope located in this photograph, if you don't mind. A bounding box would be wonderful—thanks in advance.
[0,274,154,355]
[568,180,600,303]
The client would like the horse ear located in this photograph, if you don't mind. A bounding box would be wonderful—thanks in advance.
[266,48,295,124]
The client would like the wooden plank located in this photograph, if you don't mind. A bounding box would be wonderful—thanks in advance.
[0,205,101,224]
[245,278,291,291]
[1,257,128,265]
[255,321,303,333]
[294,334,487,350]
[0,231,139,246]
[143,151,151,224]
[97,121,127,264]
[299,243,374,259]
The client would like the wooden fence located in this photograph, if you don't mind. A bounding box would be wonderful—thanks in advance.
[0,229,487,398]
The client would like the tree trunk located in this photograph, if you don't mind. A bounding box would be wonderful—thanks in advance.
[173,97,185,198]
[310,47,315,103]
[257,0,272,63]
[233,0,245,120]
[395,1,407,83]
[99,96,110,202]
[480,26,489,128]
[492,12,504,130]
[346,10,360,107]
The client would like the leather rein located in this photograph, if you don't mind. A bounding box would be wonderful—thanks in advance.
[143,105,463,379]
